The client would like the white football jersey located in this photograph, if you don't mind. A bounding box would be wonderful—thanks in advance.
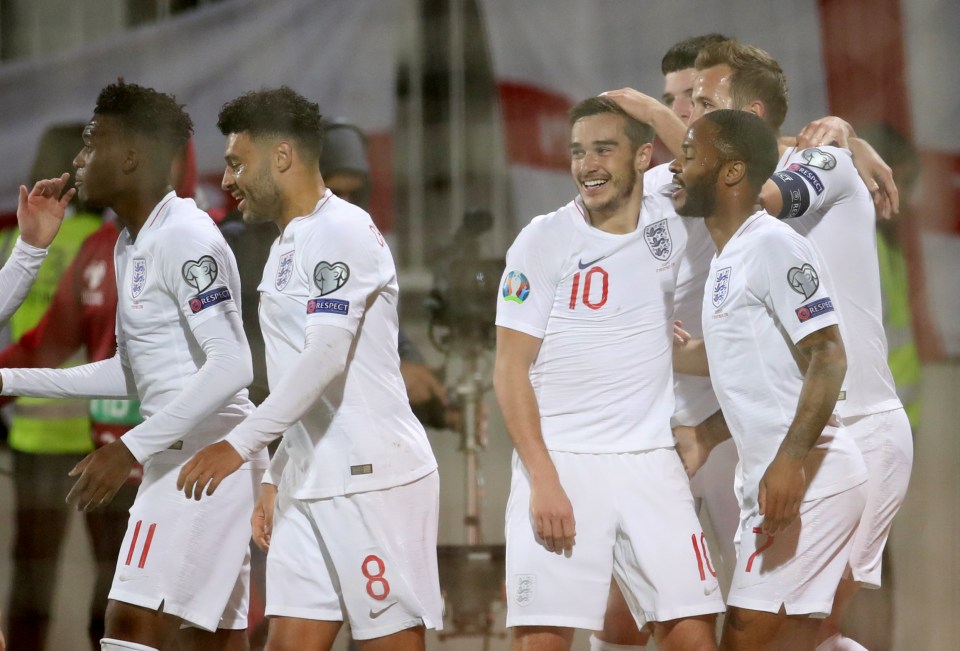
[257,191,436,500]
[646,162,720,426]
[771,146,900,419]
[114,192,263,462]
[0,238,46,325]
[643,161,674,196]
[702,212,867,512]
[497,193,697,453]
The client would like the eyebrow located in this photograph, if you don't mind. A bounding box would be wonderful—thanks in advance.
[570,139,619,150]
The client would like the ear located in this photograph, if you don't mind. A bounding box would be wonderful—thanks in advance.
[275,141,293,173]
[747,99,766,121]
[635,142,654,174]
[121,148,139,175]
[722,159,747,187]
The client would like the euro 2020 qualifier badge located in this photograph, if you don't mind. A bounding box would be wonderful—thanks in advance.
[502,270,530,304]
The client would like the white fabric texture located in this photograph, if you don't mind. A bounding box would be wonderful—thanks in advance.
[496,194,689,453]
[774,145,901,419]
[0,236,47,325]
[243,192,434,499]
[702,212,866,512]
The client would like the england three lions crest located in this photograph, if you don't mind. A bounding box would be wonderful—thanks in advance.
[644,218,672,261]
[131,258,147,298]
[712,266,732,308]
[275,251,295,291]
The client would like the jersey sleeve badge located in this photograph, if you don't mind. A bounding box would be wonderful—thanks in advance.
[182,255,232,313]
[787,263,820,299]
[182,255,219,293]
[313,261,350,295]
[502,270,530,304]
[801,148,837,170]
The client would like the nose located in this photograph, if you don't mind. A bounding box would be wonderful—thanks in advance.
[669,159,681,175]
[673,97,693,125]
[72,149,84,169]
[690,103,706,124]
[221,168,234,192]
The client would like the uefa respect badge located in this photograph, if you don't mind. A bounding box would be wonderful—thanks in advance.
[502,270,530,304]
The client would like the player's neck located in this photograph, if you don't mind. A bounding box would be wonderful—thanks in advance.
[115,184,176,241]
[705,198,757,253]
[585,186,644,235]
[275,176,326,234]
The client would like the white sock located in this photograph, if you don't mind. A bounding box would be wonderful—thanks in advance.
[589,633,646,651]
[815,632,868,651]
[101,639,159,651]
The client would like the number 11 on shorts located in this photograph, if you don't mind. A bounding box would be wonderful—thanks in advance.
[362,554,391,601]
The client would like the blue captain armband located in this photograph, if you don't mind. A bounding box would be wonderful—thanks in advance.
[771,170,811,219]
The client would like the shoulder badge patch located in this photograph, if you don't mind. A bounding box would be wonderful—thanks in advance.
[796,297,834,322]
[788,263,820,299]
[182,256,219,293]
[131,258,147,298]
[502,271,530,303]
[801,148,837,170]
[313,261,350,295]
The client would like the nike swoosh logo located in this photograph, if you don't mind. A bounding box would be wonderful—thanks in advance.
[117,575,148,583]
[369,602,398,619]
[578,256,604,269]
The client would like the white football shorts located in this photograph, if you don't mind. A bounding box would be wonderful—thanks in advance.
[843,408,913,588]
[728,482,866,617]
[505,449,725,630]
[265,470,442,640]
[109,459,261,632]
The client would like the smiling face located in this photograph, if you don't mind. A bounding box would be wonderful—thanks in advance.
[669,121,723,218]
[221,131,282,224]
[569,112,642,219]
[690,64,737,124]
[72,115,126,209]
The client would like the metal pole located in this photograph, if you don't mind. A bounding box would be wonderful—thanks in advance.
[448,0,466,239]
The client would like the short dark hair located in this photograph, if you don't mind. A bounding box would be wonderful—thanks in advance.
[94,78,193,150]
[701,109,779,193]
[569,96,655,150]
[695,40,789,130]
[217,87,324,163]
[661,33,730,75]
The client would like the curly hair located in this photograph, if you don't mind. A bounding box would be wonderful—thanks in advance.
[94,78,193,150]
[217,87,324,163]
[568,96,654,151]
